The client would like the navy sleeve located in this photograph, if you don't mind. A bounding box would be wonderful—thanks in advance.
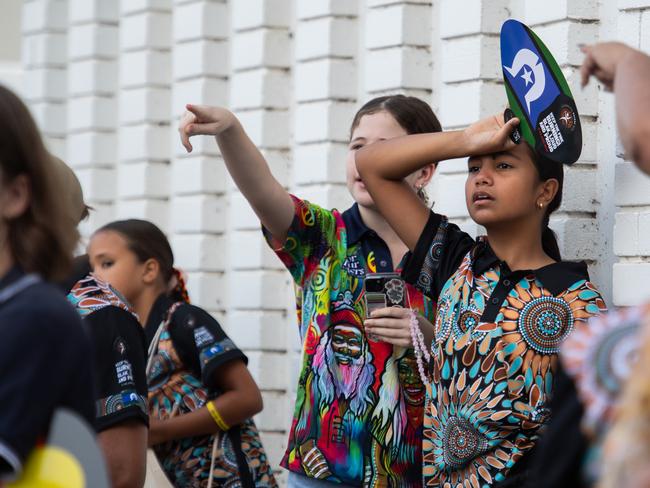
[86,306,149,432]
[402,211,475,300]
[0,286,95,480]
[168,304,247,389]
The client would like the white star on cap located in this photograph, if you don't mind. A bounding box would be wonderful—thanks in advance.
[521,67,533,86]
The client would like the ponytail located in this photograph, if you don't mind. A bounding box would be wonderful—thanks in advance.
[541,219,561,262]
[169,267,190,303]
[530,148,564,262]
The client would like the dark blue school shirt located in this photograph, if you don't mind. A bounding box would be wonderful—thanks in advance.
[0,267,95,480]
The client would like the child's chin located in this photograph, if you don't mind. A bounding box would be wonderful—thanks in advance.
[353,192,375,209]
[469,211,497,227]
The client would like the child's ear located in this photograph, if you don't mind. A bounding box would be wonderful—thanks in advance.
[0,174,31,220]
[142,258,161,285]
[539,178,559,206]
[417,163,437,186]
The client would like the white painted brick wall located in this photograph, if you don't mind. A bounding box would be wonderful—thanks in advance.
[69,0,120,25]
[295,17,357,60]
[232,0,291,30]
[18,1,650,483]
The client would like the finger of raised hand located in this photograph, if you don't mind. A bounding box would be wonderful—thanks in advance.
[185,103,214,122]
[499,117,520,149]
[179,112,196,152]
[185,122,224,136]
[580,52,597,87]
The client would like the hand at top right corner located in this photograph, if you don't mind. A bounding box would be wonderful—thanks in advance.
[580,42,637,91]
[178,104,238,152]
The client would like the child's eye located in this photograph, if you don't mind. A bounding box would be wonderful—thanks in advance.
[100,261,114,269]
[350,144,364,151]
[468,166,480,173]
[496,162,513,170]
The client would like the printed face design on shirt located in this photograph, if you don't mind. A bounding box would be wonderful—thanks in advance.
[331,325,363,364]
[398,355,425,407]
[312,300,376,418]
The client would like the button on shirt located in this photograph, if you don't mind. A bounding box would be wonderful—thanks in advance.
[403,212,607,487]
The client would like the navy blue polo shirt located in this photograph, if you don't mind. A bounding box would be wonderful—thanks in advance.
[66,268,149,432]
[341,202,404,273]
[0,267,95,480]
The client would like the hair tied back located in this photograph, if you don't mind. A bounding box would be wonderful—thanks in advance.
[170,267,190,303]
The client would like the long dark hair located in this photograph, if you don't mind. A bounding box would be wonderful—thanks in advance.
[532,151,564,261]
[0,84,79,281]
[350,94,442,138]
[96,219,190,302]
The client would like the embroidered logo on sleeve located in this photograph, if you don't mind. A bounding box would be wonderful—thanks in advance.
[115,360,135,387]
[199,338,237,366]
[193,326,216,348]
[96,390,147,418]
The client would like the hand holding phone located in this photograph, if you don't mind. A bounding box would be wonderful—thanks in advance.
[364,272,407,319]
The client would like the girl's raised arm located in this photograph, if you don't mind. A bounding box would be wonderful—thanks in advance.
[180,104,295,242]
[355,116,518,250]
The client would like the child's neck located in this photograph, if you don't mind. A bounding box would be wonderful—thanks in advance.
[485,221,556,272]
[358,204,409,269]
[133,286,166,328]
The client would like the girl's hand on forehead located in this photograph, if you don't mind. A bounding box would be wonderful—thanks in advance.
[462,113,519,156]
[179,104,237,152]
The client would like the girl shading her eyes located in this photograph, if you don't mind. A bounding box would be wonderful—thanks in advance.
[356,113,607,486]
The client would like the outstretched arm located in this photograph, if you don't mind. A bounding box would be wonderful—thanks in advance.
[179,104,295,241]
[355,116,519,250]
[582,42,650,171]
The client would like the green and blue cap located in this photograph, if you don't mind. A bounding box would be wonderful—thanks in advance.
[501,19,582,166]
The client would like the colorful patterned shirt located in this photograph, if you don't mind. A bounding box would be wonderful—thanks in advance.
[264,196,436,486]
[402,212,607,487]
[542,304,648,486]
[145,294,277,488]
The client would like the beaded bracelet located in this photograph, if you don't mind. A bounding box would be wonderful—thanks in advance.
[206,400,230,431]
[409,309,431,385]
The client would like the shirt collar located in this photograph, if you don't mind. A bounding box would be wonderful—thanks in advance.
[342,203,374,246]
[471,237,590,295]
[0,266,24,292]
[144,293,175,346]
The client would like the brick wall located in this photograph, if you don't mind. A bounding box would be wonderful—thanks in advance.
[10,0,650,484]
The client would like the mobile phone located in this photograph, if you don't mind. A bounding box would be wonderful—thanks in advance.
[364,272,407,319]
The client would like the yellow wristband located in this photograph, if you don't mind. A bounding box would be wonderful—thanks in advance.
[206,401,229,431]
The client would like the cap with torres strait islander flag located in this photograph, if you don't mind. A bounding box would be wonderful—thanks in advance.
[501,19,582,166]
